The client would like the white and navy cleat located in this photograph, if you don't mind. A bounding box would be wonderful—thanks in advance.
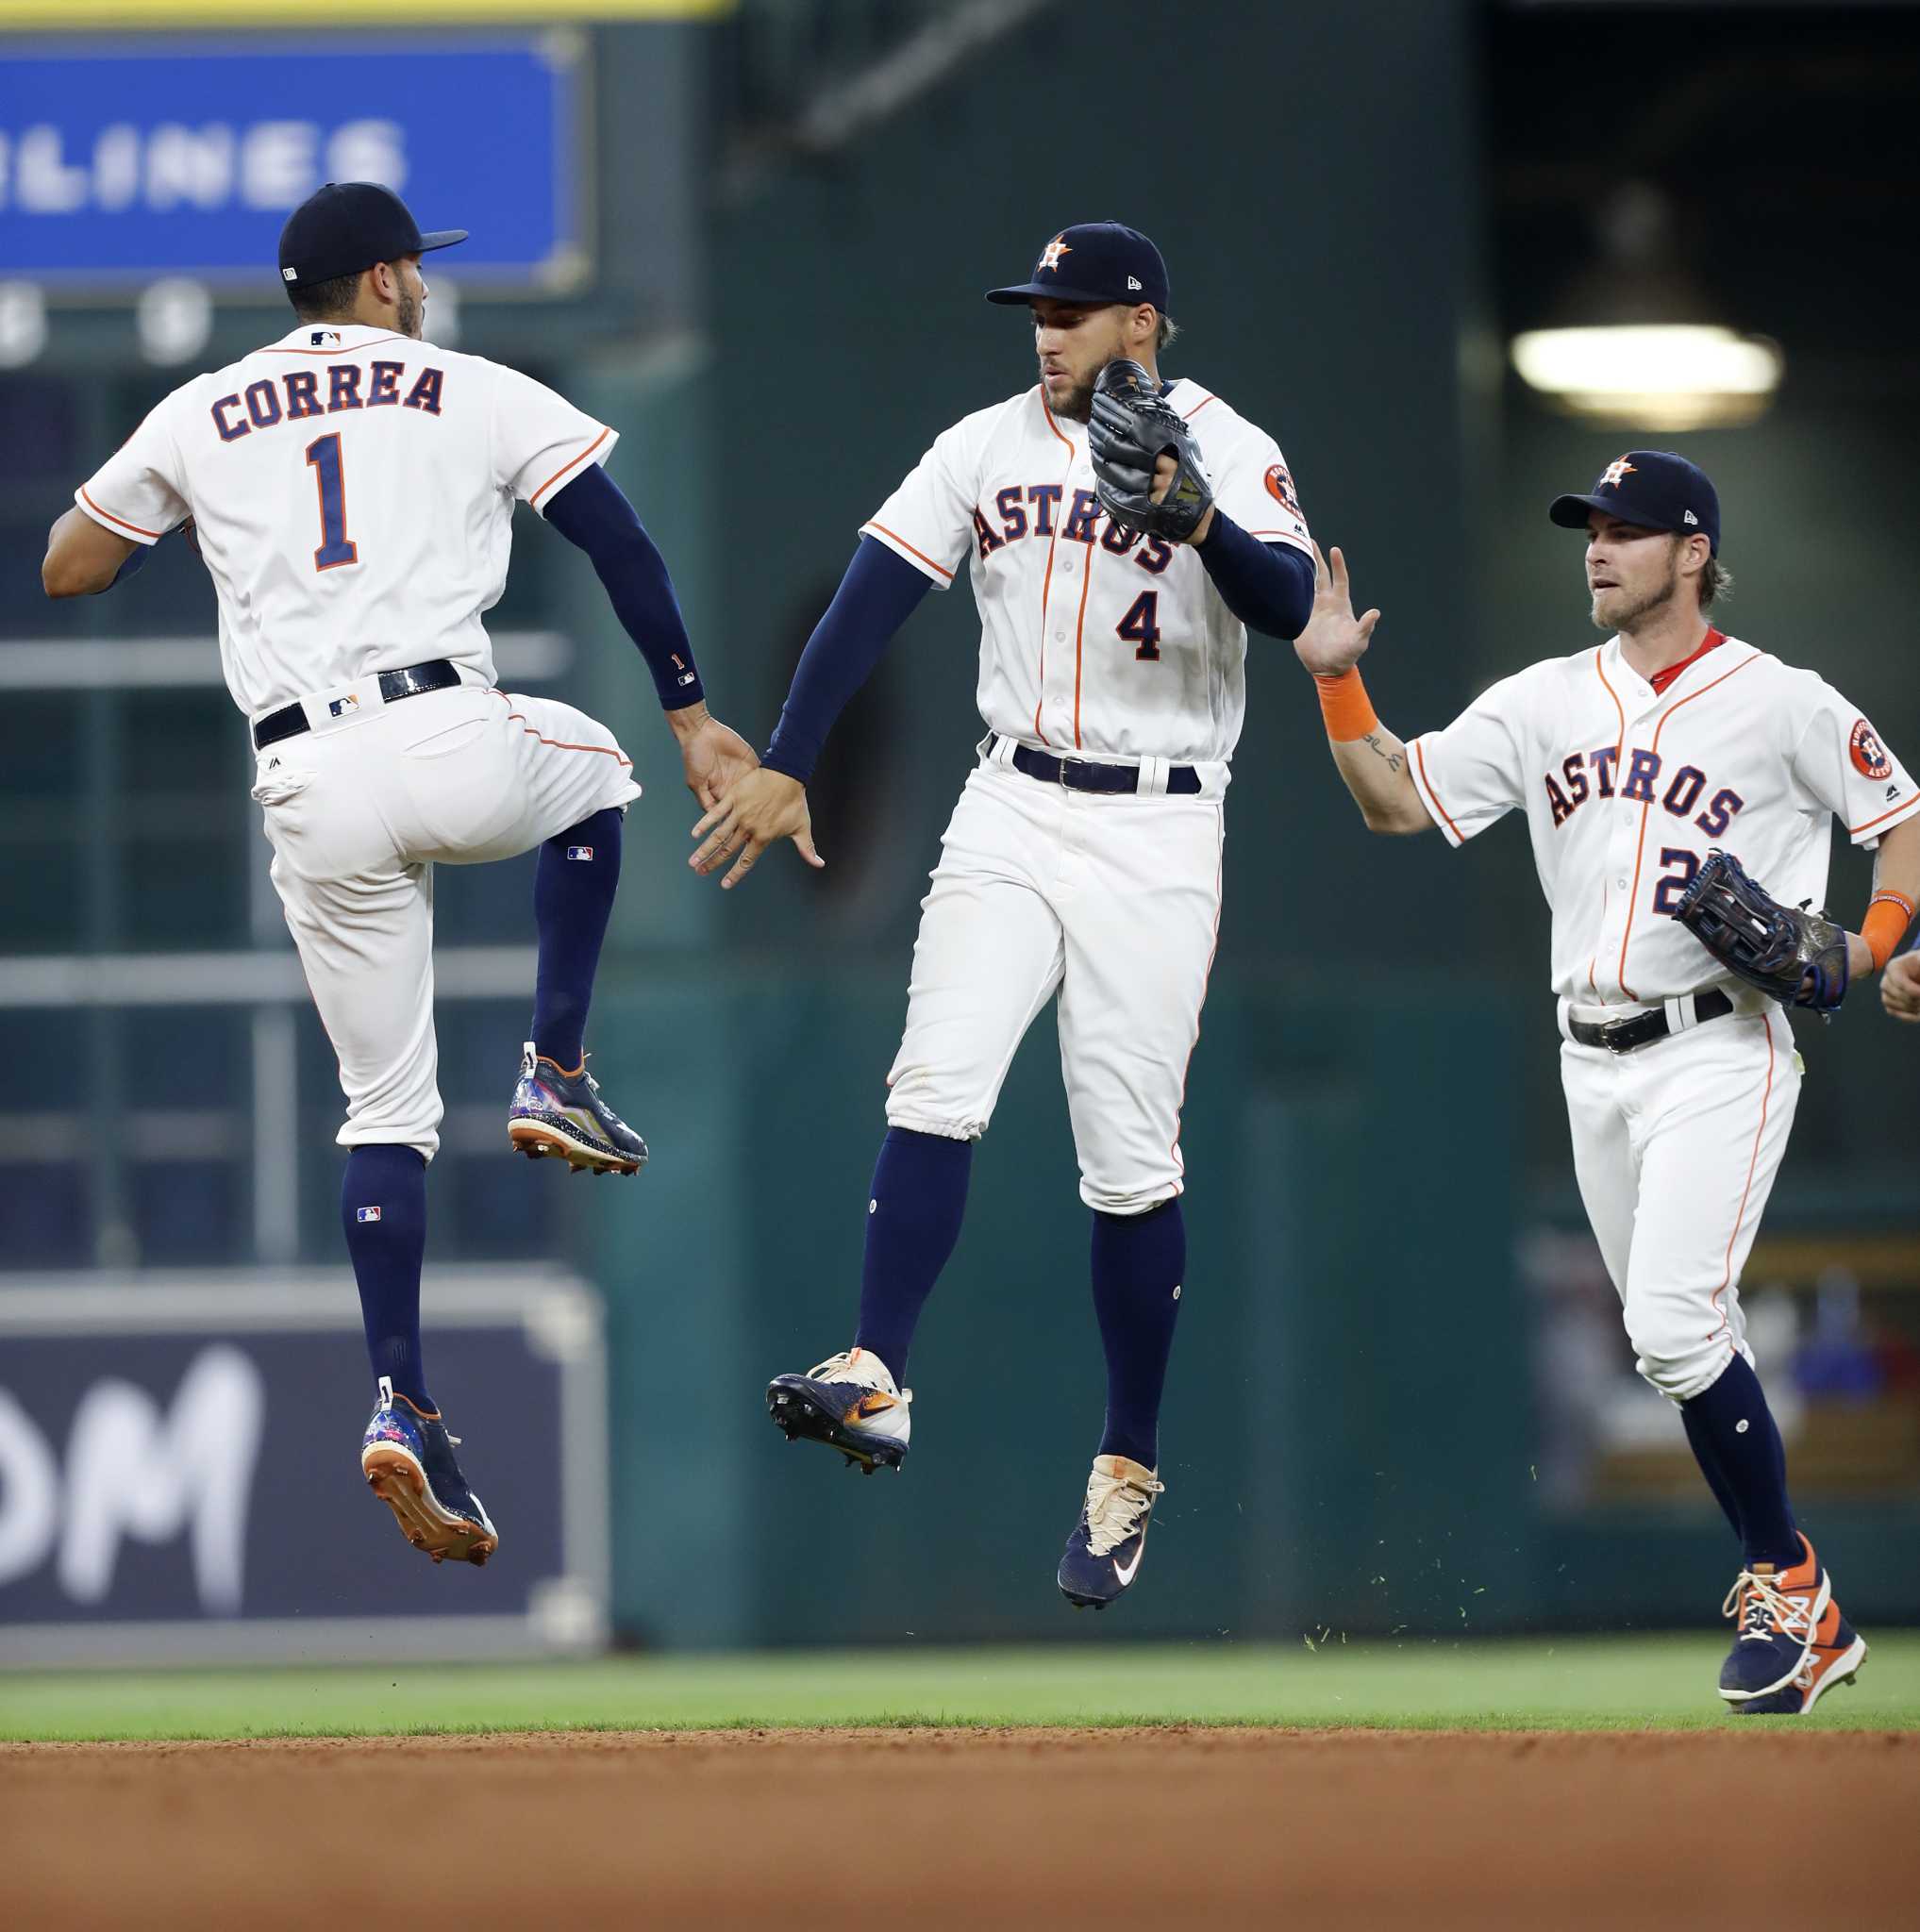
[509,1041,647,1175]
[359,1376,500,1566]
[1058,1455,1164,1609]
[766,1346,911,1474]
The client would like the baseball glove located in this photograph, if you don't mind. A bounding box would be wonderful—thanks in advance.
[1087,358,1214,542]
[1674,847,1850,1013]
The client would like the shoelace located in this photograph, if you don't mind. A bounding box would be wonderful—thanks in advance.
[1084,1466,1166,1558]
[1722,1568,1814,1644]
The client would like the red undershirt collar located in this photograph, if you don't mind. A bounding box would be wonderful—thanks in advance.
[1647,625,1728,696]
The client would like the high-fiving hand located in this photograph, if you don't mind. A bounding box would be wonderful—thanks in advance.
[689,766,825,891]
[1293,542,1381,677]
[671,706,761,813]
[1883,948,1920,1023]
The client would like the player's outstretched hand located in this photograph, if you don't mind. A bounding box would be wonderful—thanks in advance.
[689,767,825,891]
[1293,542,1381,677]
[1882,949,1920,1023]
[670,705,760,812]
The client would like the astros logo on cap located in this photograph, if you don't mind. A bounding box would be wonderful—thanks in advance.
[1038,234,1072,273]
[1599,458,1637,489]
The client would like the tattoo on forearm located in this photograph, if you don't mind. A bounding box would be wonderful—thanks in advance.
[1362,732,1403,774]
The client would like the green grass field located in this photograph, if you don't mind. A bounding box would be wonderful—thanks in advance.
[3,1633,1916,1741]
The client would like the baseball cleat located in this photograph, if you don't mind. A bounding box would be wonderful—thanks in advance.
[1718,1533,1865,1710]
[765,1346,911,1474]
[360,1376,500,1566]
[1058,1455,1165,1609]
[508,1041,647,1175]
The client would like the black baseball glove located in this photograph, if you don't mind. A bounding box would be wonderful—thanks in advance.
[1674,847,1850,1013]
[1087,358,1214,543]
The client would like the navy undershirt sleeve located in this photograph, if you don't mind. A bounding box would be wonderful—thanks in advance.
[760,537,935,783]
[1194,511,1314,640]
[544,464,705,710]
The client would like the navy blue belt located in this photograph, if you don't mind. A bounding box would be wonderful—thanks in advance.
[254,658,461,750]
[989,734,1202,796]
[1569,990,1734,1054]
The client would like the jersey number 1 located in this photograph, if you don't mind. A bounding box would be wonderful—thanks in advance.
[306,433,359,571]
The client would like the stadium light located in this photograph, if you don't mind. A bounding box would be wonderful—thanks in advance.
[1511,182,1783,430]
[1511,324,1784,430]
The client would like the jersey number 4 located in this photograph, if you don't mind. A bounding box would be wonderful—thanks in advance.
[1118,591,1161,662]
[305,433,359,572]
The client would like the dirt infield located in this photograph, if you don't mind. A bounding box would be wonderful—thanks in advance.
[5,1727,1916,1929]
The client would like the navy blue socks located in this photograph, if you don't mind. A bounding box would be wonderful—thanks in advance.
[1680,1352,1798,1568]
[531,806,624,1072]
[342,1144,431,1413]
[1091,1198,1185,1469]
[852,1127,973,1385]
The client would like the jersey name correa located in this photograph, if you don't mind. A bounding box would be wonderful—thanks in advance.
[1406,633,1920,1004]
[862,378,1310,764]
[75,323,616,720]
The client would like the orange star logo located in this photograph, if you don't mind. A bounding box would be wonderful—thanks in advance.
[1038,234,1072,273]
[1599,457,1637,490]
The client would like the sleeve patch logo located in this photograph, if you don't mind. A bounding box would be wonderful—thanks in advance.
[1850,718,1893,781]
[1263,463,1303,518]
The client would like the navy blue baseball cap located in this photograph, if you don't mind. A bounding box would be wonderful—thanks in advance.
[1549,450,1721,555]
[986,222,1171,312]
[278,182,466,292]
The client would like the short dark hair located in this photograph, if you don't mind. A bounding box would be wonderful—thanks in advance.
[1156,312,1179,353]
[288,266,365,321]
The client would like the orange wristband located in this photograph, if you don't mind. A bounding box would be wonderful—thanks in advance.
[1314,668,1379,743]
[1863,891,1916,972]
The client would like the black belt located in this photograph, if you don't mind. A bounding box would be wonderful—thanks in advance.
[989,734,1202,796]
[1568,990,1735,1054]
[253,659,461,750]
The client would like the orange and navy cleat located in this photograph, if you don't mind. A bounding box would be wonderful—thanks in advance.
[766,1346,911,1474]
[360,1376,500,1566]
[1719,1533,1866,1713]
[509,1041,647,1175]
[1058,1455,1165,1609]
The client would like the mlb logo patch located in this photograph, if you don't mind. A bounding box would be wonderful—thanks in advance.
[566,845,594,860]
[328,692,361,719]
[356,1206,382,1224]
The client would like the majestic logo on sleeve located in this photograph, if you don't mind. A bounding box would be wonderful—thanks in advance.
[1037,235,1073,273]
[1264,463,1304,519]
[1599,457,1637,490]
[1850,718,1894,780]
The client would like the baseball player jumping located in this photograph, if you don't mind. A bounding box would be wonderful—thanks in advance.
[42,182,757,1566]
[1296,451,1920,1711]
[685,223,1315,1607]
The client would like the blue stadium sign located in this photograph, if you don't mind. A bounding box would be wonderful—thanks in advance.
[0,36,586,290]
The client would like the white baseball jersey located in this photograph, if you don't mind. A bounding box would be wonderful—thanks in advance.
[74,322,616,720]
[1406,630,1920,1004]
[862,379,1310,763]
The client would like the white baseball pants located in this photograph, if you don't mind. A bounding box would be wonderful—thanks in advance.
[1559,997,1802,1402]
[885,755,1226,1213]
[251,680,641,1158]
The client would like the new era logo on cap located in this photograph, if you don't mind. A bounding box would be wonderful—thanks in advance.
[356,1206,382,1223]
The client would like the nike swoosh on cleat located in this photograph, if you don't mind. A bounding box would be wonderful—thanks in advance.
[1112,1543,1144,1587]
[849,1391,896,1422]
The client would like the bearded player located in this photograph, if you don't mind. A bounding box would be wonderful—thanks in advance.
[686,223,1314,1607]
[43,183,758,1567]
[1297,451,1920,1711]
